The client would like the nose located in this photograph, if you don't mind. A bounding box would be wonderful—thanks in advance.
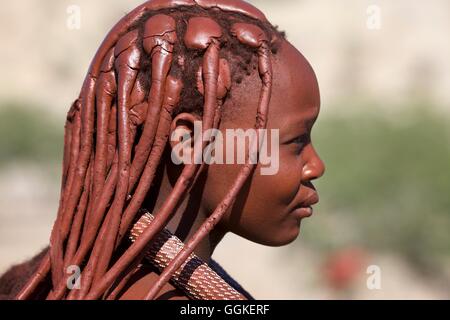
[302,145,325,181]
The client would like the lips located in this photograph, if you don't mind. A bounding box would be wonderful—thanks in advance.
[296,192,319,208]
[290,192,319,218]
[292,206,313,218]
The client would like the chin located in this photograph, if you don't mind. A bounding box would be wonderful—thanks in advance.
[273,229,301,246]
[253,225,301,247]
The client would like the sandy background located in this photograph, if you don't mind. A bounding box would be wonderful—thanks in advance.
[1,0,449,299]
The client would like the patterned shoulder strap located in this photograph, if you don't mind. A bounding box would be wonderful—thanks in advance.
[129,212,246,300]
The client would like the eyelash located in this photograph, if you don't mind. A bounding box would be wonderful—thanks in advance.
[290,134,310,152]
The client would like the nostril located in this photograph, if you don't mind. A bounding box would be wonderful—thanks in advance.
[302,168,314,179]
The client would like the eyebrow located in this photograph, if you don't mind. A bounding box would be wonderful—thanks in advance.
[278,116,314,142]
[288,114,318,132]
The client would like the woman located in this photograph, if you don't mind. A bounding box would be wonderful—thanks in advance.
[0,0,325,300]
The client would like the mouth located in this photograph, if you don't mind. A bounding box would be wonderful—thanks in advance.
[291,206,314,218]
[290,193,319,219]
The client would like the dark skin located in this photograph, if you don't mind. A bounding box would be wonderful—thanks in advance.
[119,39,325,299]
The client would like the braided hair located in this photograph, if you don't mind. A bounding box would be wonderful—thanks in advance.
[16,0,284,300]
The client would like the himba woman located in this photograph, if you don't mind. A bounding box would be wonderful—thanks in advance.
[0,0,325,300]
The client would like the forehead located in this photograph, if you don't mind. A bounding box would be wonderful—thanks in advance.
[267,40,321,131]
[220,40,320,131]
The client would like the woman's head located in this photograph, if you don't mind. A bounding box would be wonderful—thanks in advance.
[169,39,325,247]
[18,0,324,300]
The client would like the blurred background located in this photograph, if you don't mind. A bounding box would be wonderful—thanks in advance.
[0,0,449,299]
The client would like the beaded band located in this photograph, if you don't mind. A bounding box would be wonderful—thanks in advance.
[129,212,246,300]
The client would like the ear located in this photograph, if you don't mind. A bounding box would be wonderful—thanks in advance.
[169,112,202,165]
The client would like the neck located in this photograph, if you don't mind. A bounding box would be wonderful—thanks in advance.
[148,164,227,262]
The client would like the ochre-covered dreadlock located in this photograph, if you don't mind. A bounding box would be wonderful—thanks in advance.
[16,0,284,300]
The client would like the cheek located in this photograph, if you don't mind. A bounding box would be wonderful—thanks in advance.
[232,149,304,220]
[199,149,303,225]
[253,149,303,206]
[225,151,305,246]
[200,162,243,213]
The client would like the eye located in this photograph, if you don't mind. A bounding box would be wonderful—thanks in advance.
[289,134,310,153]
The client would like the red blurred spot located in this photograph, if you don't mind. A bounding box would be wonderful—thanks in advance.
[323,248,367,290]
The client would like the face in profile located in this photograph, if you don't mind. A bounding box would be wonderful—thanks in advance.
[170,39,325,247]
